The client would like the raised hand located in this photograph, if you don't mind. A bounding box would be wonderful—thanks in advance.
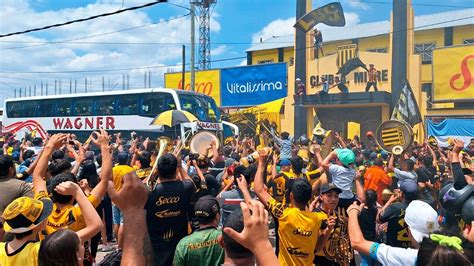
[54,181,81,196]
[236,174,248,191]
[107,172,147,212]
[223,200,270,251]
[46,134,68,150]
[91,129,110,147]
[452,139,464,154]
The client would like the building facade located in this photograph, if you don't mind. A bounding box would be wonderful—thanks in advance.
[246,7,474,140]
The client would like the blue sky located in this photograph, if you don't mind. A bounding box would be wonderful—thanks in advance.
[0,0,472,102]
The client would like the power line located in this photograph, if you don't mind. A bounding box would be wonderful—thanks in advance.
[1,14,472,75]
[0,13,191,51]
[0,0,168,38]
[0,56,247,74]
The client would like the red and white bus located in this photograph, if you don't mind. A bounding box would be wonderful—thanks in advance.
[2,88,237,141]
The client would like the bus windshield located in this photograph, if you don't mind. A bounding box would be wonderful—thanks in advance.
[178,94,221,123]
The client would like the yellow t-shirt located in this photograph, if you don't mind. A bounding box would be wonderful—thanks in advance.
[112,165,134,191]
[267,197,325,265]
[0,241,40,266]
[35,191,100,235]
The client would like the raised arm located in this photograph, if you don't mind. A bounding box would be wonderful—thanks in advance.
[347,202,374,256]
[354,169,366,203]
[210,139,219,164]
[334,132,347,149]
[33,134,68,194]
[451,139,469,189]
[54,181,101,242]
[223,200,279,266]
[387,154,395,173]
[90,130,113,201]
[253,149,271,208]
[322,150,337,173]
[70,144,85,176]
[108,172,152,266]
[236,174,252,205]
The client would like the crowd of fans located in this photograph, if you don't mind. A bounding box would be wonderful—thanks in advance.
[0,128,473,266]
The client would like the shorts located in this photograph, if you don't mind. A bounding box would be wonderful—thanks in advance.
[112,204,123,225]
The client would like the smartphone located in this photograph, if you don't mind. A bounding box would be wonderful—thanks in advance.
[69,140,75,145]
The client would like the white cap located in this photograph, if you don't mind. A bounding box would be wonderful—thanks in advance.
[405,200,440,243]
[296,78,301,81]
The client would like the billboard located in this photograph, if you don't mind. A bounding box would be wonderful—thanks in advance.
[220,63,287,107]
[164,70,221,105]
[432,45,474,102]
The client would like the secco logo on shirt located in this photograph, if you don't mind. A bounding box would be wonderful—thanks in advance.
[155,209,181,218]
[287,247,309,257]
[292,227,313,237]
[155,196,180,206]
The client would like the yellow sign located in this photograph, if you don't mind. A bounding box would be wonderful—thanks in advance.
[164,70,221,105]
[433,45,474,101]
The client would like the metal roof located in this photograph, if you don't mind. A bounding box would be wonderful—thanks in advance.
[246,8,474,52]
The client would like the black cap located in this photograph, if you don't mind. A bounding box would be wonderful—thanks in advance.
[195,195,220,221]
[320,183,342,194]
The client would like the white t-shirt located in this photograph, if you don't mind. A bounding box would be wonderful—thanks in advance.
[370,242,418,265]
[394,168,417,187]
[329,164,356,199]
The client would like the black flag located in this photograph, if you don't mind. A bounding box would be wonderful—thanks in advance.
[391,79,422,127]
[336,57,369,77]
[294,2,346,32]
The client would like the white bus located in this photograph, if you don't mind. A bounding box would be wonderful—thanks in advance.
[2,88,238,141]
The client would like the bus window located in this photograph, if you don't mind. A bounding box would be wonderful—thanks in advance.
[37,100,55,117]
[139,92,176,115]
[116,94,138,115]
[178,94,221,122]
[94,97,115,115]
[23,101,38,117]
[55,99,73,116]
[74,98,93,116]
[6,102,21,118]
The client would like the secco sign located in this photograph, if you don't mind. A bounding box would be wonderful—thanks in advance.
[433,45,474,102]
[220,63,287,107]
[164,70,221,105]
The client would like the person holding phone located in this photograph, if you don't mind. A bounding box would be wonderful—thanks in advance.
[311,183,341,265]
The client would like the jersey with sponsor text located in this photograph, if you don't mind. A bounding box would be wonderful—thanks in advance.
[146,179,196,250]
[267,197,325,265]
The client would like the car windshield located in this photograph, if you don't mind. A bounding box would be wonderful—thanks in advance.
[178,94,221,123]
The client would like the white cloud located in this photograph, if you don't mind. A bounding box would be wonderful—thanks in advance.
[251,12,360,44]
[346,0,371,10]
[0,0,222,101]
[251,17,295,44]
[210,45,227,56]
[238,59,247,66]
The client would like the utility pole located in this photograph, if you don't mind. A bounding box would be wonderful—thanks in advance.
[148,71,151,88]
[190,0,196,91]
[182,45,186,90]
[144,71,147,88]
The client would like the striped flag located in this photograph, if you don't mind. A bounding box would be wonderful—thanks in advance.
[391,79,422,127]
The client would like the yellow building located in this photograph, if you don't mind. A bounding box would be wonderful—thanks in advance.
[246,8,474,140]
